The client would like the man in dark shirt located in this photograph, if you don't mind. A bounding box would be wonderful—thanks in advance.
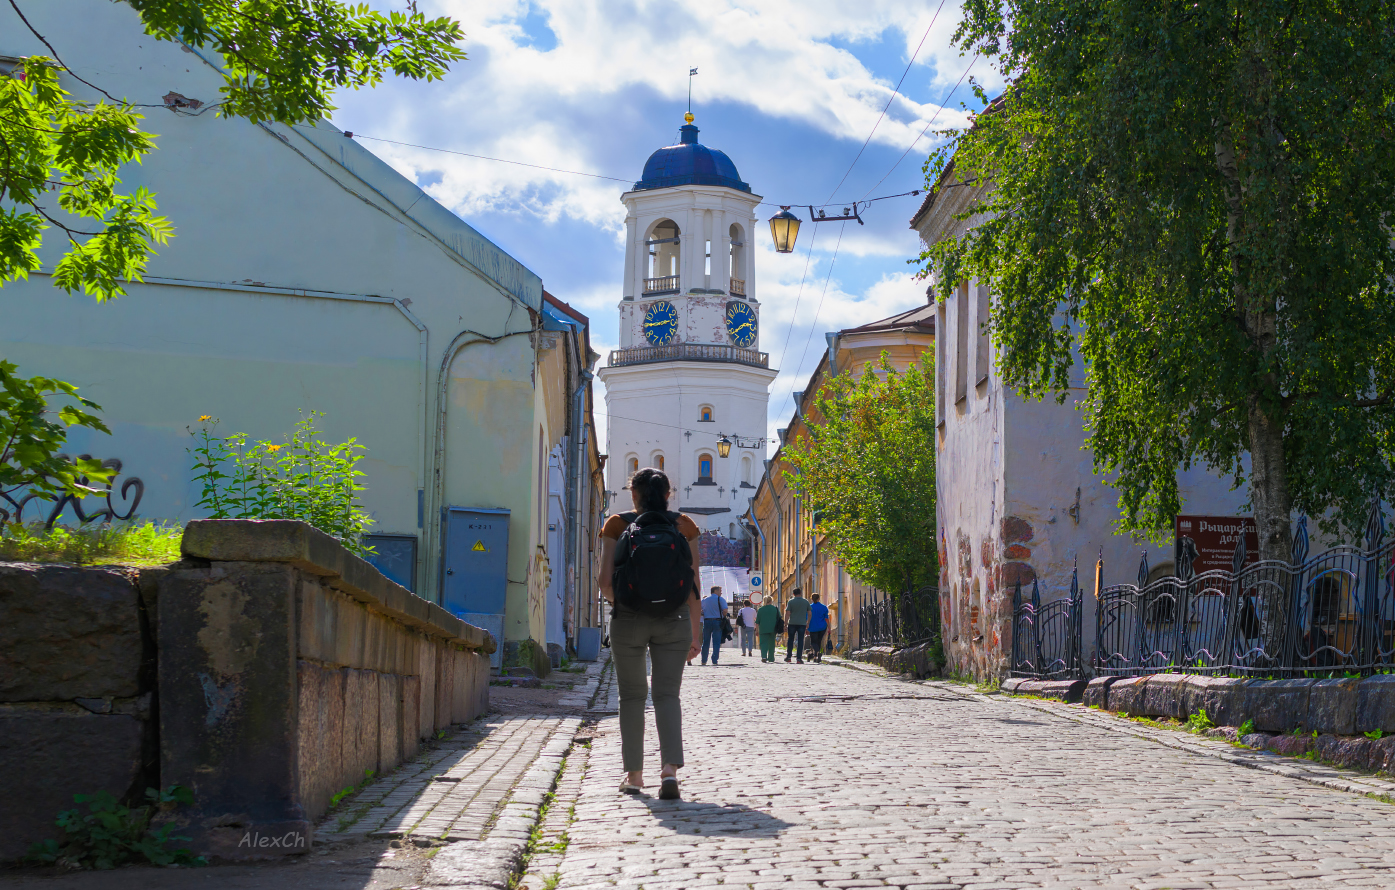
[784,587,810,663]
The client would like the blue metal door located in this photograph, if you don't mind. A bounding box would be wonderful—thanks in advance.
[443,507,509,669]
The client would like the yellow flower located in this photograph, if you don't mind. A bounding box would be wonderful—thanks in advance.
[198,415,212,422]
[266,444,283,453]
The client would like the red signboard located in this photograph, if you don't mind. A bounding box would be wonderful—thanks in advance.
[1175,515,1259,575]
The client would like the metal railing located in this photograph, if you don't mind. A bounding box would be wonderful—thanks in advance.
[730,278,746,296]
[608,344,769,368]
[643,275,679,295]
[0,455,145,529]
[1012,502,1395,679]
[858,584,939,649]
[1011,566,1084,679]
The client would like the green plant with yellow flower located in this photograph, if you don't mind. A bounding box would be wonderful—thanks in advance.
[187,412,372,556]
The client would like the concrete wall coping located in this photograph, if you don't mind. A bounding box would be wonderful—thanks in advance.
[181,520,495,653]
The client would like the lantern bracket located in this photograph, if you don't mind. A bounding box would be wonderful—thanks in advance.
[807,204,864,225]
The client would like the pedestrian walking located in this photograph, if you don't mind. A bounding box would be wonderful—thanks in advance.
[807,593,829,662]
[598,467,701,801]
[737,600,757,656]
[701,586,729,665]
[755,596,781,662]
[784,587,810,663]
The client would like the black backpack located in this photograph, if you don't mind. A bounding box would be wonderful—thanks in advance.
[612,511,693,617]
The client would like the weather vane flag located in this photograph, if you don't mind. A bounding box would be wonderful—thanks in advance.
[688,67,698,115]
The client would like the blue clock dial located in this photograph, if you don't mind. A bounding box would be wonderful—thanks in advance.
[643,300,678,345]
[726,301,758,348]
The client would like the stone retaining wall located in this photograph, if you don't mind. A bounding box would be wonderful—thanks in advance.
[0,564,157,862]
[1001,674,1395,735]
[848,642,942,679]
[0,520,495,863]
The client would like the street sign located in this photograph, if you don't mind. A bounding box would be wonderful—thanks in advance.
[749,571,764,590]
[1175,515,1258,576]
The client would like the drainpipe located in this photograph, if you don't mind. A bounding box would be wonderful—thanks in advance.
[429,324,533,605]
[568,368,593,643]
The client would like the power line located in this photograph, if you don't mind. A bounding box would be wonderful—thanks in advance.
[770,222,821,388]
[351,134,634,183]
[788,221,847,406]
[346,133,930,211]
[858,51,980,202]
[821,0,949,206]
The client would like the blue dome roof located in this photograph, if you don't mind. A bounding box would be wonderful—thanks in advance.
[634,124,750,192]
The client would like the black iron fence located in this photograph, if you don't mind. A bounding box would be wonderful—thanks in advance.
[1012,503,1395,679]
[1010,566,1084,679]
[858,584,939,649]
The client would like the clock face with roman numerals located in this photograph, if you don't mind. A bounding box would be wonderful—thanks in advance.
[726,301,758,348]
[643,300,678,345]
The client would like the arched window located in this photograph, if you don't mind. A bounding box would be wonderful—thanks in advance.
[741,455,753,485]
[652,453,665,472]
[626,456,638,477]
[728,223,746,297]
[699,405,713,422]
[645,219,681,293]
[698,453,713,482]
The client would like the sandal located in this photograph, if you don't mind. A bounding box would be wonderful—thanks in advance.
[658,776,681,800]
[619,780,643,794]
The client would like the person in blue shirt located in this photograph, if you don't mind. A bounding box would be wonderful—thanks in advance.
[700,586,729,665]
[807,593,830,663]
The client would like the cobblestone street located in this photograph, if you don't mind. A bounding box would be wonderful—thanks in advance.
[521,657,1395,890]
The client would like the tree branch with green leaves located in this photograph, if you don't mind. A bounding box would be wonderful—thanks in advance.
[783,354,939,599]
[918,0,1395,559]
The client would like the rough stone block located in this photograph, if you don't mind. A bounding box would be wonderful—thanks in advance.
[297,661,345,821]
[1190,676,1254,727]
[1307,677,1360,735]
[378,673,402,772]
[418,644,436,739]
[0,712,143,861]
[1142,674,1188,719]
[435,645,455,732]
[0,564,144,701]
[1107,676,1149,715]
[1266,733,1315,756]
[1356,674,1395,734]
[158,564,309,859]
[342,669,379,790]
[999,677,1027,694]
[1082,677,1116,708]
[1041,679,1086,703]
[402,674,421,762]
[1244,679,1314,732]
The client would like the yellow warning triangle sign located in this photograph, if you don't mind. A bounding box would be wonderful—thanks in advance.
[472,540,487,552]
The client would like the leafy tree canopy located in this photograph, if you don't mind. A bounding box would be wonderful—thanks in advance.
[919,1,1395,558]
[1,0,465,301]
[783,355,939,596]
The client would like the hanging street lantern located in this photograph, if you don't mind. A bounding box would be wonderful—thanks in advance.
[768,206,801,253]
[716,434,733,458]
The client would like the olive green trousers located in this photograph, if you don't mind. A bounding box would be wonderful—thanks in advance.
[610,605,691,772]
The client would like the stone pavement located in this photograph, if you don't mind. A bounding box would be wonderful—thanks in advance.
[508,654,1395,890]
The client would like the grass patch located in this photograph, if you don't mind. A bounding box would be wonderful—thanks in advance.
[0,521,182,567]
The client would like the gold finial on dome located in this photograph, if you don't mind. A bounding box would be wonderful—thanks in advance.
[684,112,695,124]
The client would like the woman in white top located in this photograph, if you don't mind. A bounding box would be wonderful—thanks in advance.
[737,601,758,656]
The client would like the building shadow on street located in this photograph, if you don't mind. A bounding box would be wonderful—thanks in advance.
[636,798,794,838]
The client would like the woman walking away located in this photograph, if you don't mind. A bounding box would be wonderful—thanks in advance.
[598,468,701,801]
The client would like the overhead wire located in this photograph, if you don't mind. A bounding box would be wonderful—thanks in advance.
[857,51,980,202]
[820,0,948,207]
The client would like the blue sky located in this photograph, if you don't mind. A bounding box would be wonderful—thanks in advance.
[329,1,995,452]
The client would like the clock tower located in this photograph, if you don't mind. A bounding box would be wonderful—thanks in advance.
[598,115,777,545]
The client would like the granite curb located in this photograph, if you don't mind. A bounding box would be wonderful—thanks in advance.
[424,652,609,888]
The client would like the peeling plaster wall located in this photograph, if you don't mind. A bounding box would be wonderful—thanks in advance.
[918,177,1250,681]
